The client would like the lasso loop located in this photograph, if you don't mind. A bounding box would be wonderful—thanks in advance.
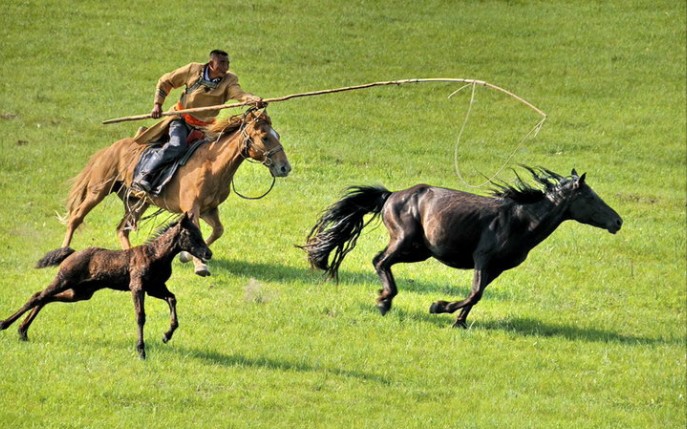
[450,82,547,189]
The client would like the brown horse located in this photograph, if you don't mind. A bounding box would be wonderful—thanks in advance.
[302,167,622,327]
[1,212,212,359]
[61,109,290,276]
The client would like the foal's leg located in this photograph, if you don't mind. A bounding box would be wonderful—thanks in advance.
[0,277,71,335]
[130,283,147,359]
[147,285,178,344]
[429,267,501,328]
[17,288,96,341]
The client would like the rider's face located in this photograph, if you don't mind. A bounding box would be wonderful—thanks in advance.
[209,55,229,78]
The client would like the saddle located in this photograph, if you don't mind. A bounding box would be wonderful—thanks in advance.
[132,129,208,196]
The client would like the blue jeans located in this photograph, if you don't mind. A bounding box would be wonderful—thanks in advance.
[139,120,190,177]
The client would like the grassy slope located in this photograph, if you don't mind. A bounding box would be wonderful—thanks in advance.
[0,0,684,428]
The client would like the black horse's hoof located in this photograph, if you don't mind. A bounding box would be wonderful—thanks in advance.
[452,319,468,329]
[376,301,391,316]
[162,336,169,344]
[429,301,447,314]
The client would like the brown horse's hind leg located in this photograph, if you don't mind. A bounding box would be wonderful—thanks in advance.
[62,185,115,248]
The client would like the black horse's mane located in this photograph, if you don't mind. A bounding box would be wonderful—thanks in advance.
[490,166,570,204]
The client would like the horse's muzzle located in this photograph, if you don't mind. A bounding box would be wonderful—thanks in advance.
[607,216,623,234]
[197,249,213,262]
[270,161,292,178]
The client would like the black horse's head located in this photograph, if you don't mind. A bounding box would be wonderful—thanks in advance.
[175,213,213,261]
[562,170,623,234]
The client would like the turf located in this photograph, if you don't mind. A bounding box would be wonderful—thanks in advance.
[0,1,685,428]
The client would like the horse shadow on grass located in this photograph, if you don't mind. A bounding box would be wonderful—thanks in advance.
[161,344,391,385]
[430,314,677,346]
[210,257,511,301]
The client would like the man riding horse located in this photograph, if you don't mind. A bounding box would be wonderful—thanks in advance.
[133,49,263,192]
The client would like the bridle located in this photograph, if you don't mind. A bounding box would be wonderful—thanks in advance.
[232,114,284,200]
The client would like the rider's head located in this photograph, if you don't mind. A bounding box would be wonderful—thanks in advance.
[208,50,230,78]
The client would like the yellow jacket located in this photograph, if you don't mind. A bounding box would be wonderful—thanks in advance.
[135,62,254,144]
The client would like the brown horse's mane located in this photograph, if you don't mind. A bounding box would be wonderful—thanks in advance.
[204,109,271,140]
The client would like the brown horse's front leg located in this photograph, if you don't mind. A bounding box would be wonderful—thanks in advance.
[117,197,149,250]
[200,207,224,247]
[184,208,211,277]
[131,286,146,359]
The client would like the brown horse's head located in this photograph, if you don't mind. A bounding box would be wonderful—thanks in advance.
[240,110,292,178]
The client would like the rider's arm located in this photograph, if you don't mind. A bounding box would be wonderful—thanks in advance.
[152,63,197,111]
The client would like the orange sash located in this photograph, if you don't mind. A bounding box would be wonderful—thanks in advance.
[175,102,216,128]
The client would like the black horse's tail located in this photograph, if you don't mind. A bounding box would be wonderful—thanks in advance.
[302,185,392,280]
[36,247,75,268]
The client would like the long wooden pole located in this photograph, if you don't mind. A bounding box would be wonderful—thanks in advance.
[102,78,546,125]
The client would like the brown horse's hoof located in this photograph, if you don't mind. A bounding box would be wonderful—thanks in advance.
[194,265,211,277]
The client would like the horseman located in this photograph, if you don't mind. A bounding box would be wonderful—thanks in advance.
[133,49,263,192]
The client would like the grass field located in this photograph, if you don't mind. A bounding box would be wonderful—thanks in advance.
[1,1,685,428]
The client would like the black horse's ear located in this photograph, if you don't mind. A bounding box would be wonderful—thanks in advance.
[571,168,578,177]
[572,173,587,190]
[182,212,195,223]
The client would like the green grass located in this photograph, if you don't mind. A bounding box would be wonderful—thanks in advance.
[1,0,685,428]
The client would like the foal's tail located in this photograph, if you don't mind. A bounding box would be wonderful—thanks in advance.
[36,247,75,268]
[302,185,392,280]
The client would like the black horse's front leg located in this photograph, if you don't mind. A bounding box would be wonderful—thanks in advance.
[429,267,500,328]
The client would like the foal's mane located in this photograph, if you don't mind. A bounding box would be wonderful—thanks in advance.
[490,166,568,203]
[146,216,182,244]
[204,109,271,141]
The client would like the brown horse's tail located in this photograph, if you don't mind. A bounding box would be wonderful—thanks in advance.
[301,185,392,281]
[66,142,129,216]
[36,247,75,268]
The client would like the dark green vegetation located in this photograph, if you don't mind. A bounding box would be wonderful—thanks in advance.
[1,1,684,427]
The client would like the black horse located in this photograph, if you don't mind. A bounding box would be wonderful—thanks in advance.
[302,167,622,327]
[0,212,212,359]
